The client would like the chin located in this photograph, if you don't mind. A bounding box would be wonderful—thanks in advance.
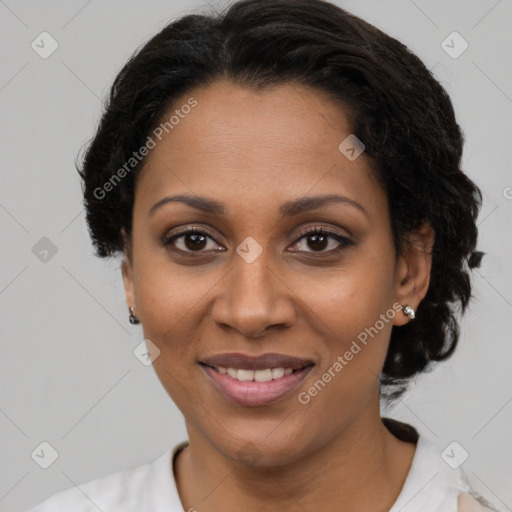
[210,427,311,468]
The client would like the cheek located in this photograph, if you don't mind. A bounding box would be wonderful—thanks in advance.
[296,242,396,338]
[132,258,209,412]
[132,247,213,345]
[294,246,397,402]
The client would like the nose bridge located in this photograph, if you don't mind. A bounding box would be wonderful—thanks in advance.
[214,238,295,338]
[234,242,273,301]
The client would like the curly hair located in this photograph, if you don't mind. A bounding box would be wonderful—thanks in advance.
[78,0,483,402]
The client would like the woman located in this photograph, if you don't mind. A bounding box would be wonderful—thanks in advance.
[26,0,496,510]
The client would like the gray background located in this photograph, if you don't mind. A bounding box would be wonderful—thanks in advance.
[0,0,511,510]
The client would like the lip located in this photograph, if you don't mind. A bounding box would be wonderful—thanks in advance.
[199,352,315,407]
[200,352,314,370]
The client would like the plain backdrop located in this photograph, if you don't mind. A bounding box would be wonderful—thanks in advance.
[0,0,511,510]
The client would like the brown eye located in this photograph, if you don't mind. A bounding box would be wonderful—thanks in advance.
[181,232,208,251]
[162,227,224,253]
[290,228,353,254]
[162,226,353,257]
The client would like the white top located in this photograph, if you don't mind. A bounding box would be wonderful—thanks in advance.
[25,436,492,512]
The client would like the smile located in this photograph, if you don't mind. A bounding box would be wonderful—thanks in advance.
[199,352,315,407]
[215,366,293,381]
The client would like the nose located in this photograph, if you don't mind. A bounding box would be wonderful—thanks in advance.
[211,246,297,339]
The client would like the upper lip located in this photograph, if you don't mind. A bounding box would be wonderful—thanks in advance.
[200,352,315,370]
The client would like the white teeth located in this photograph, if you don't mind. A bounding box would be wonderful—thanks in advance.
[218,367,296,381]
[271,367,284,379]
[237,369,254,381]
[254,369,273,382]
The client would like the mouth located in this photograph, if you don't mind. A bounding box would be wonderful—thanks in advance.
[199,353,315,407]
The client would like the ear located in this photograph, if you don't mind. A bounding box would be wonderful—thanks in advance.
[121,229,136,313]
[393,222,435,326]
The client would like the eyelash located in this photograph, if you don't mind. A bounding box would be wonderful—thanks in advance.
[161,225,353,257]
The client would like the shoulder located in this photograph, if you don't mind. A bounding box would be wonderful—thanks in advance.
[383,419,499,512]
[23,445,183,512]
[412,438,499,512]
[457,491,498,512]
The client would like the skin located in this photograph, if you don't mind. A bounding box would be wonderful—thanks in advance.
[121,79,434,512]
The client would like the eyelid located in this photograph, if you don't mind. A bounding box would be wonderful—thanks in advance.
[294,224,350,241]
[163,225,220,243]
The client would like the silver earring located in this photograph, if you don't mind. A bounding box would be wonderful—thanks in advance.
[402,304,415,320]
[128,306,140,324]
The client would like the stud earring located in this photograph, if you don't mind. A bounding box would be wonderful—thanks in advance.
[128,306,140,324]
[402,304,415,320]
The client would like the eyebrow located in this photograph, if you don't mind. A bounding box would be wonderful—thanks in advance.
[148,193,367,218]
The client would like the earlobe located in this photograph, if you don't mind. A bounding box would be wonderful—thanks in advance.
[393,222,435,326]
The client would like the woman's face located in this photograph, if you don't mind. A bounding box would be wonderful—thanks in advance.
[123,80,423,465]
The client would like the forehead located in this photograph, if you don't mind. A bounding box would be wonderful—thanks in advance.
[135,80,385,219]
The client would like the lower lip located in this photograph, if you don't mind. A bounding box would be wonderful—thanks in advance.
[201,364,314,407]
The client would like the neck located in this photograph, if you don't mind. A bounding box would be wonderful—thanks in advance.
[174,394,416,512]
